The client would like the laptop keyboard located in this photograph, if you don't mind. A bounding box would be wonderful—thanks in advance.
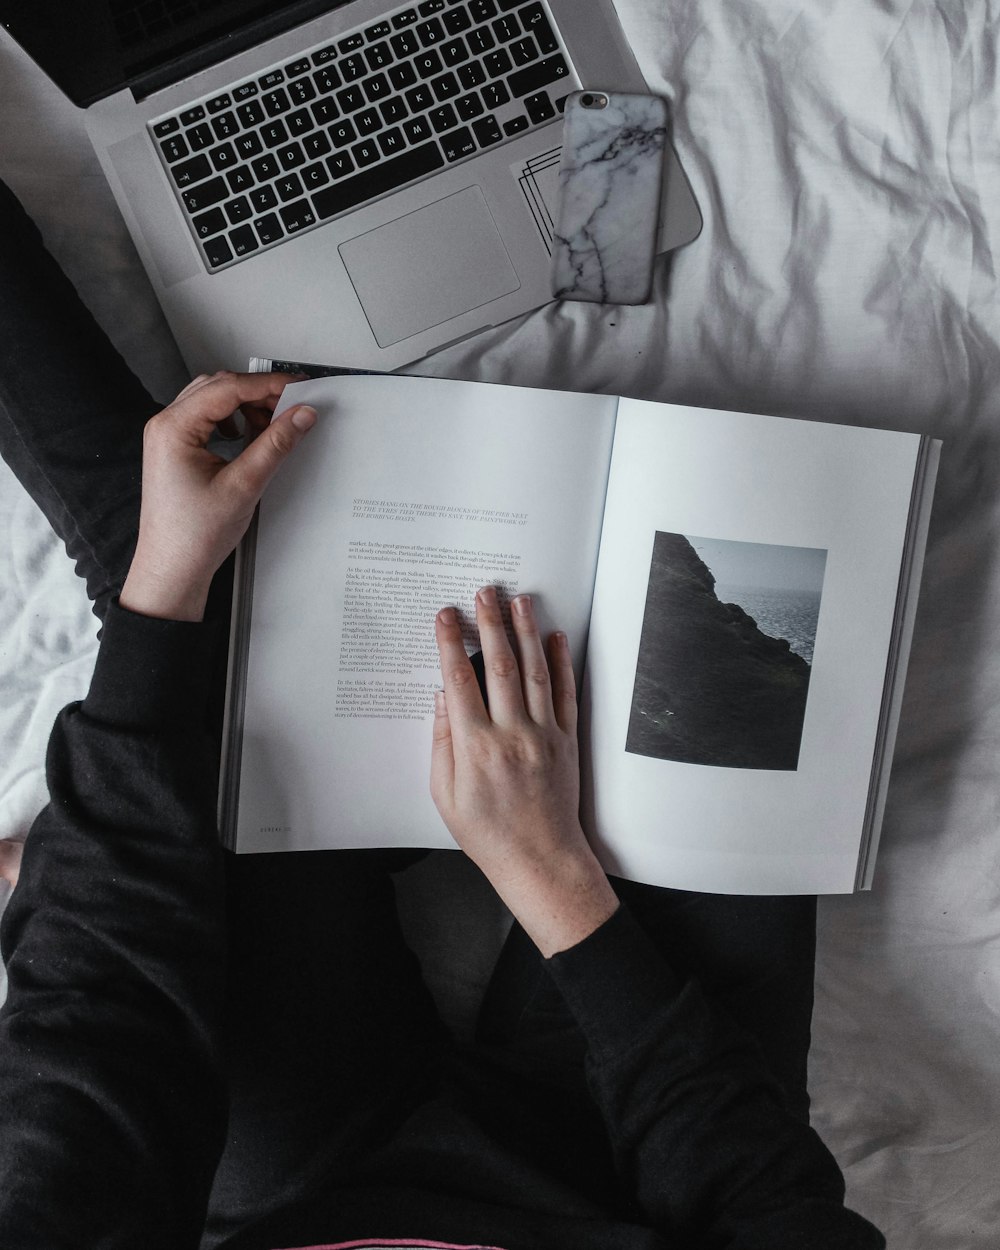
[149,0,576,273]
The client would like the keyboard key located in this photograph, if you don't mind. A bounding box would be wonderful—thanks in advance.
[160,135,189,163]
[418,0,446,13]
[524,90,554,123]
[365,20,392,40]
[337,85,366,113]
[403,115,433,143]
[415,50,444,77]
[390,30,419,58]
[484,49,512,76]
[356,108,383,136]
[192,206,226,238]
[287,108,316,137]
[207,93,232,113]
[341,53,367,81]
[327,151,356,178]
[261,121,290,147]
[496,0,523,8]
[365,41,393,71]
[482,80,510,109]
[458,60,487,89]
[254,213,284,244]
[237,100,266,127]
[249,185,278,212]
[314,65,342,93]
[278,142,306,170]
[443,8,472,34]
[509,35,538,65]
[211,111,239,140]
[455,91,484,120]
[224,196,252,224]
[429,103,459,132]
[313,141,444,220]
[232,83,258,102]
[235,132,264,159]
[417,17,445,45]
[312,44,338,65]
[392,8,419,27]
[229,224,259,256]
[492,14,520,41]
[180,105,206,124]
[442,125,476,161]
[182,176,228,213]
[210,143,238,171]
[302,160,330,189]
[263,88,291,116]
[204,235,233,267]
[469,0,497,20]
[377,126,406,156]
[303,131,333,159]
[405,84,434,111]
[329,119,358,147]
[472,113,502,145]
[226,165,254,194]
[285,57,311,77]
[338,33,365,53]
[518,3,559,53]
[251,154,281,181]
[352,138,381,167]
[441,37,469,66]
[276,173,304,201]
[364,73,391,102]
[380,96,408,124]
[288,78,317,105]
[389,61,417,90]
[259,70,285,89]
[280,200,317,232]
[187,122,214,151]
[153,117,179,138]
[503,114,528,135]
[171,153,212,187]
[467,27,495,55]
[431,71,460,101]
[507,52,569,97]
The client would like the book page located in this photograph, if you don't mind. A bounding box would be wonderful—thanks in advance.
[581,398,924,895]
[232,375,617,853]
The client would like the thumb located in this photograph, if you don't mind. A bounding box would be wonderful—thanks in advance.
[230,404,317,497]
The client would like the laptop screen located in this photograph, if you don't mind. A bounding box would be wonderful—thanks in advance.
[0,0,350,107]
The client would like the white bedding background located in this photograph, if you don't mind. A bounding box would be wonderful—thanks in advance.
[2,3,998,1243]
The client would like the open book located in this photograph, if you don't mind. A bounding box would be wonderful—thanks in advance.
[220,375,939,895]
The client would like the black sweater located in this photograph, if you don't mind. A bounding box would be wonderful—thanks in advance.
[0,602,885,1250]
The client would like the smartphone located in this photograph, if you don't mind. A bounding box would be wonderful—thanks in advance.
[550,90,669,305]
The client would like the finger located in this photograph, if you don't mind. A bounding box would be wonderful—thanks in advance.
[475,585,525,725]
[168,371,301,441]
[548,631,578,736]
[429,689,456,815]
[510,593,556,726]
[435,606,490,736]
[0,838,23,889]
[222,404,317,500]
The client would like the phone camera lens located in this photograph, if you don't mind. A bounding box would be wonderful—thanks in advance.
[580,93,595,107]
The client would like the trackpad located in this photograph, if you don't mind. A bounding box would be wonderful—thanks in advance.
[339,186,520,347]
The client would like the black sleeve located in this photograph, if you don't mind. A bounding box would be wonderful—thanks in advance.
[0,601,229,1250]
[546,904,885,1249]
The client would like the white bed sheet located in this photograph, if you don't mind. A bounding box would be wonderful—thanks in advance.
[2,3,998,1244]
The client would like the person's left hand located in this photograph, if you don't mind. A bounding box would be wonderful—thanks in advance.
[0,839,22,889]
[120,371,315,622]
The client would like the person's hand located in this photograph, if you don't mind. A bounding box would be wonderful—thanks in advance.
[0,839,22,889]
[431,586,618,957]
[120,371,316,622]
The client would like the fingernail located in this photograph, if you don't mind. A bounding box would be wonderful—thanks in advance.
[554,630,568,649]
[438,606,457,625]
[434,689,446,712]
[290,405,317,432]
[477,586,497,606]
[512,594,532,616]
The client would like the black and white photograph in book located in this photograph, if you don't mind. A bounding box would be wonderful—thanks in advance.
[626,532,827,770]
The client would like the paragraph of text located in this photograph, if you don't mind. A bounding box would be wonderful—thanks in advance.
[353,498,528,526]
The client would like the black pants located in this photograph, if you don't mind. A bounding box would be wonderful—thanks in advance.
[0,177,817,1245]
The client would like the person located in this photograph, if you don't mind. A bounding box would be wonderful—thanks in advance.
[0,176,885,1249]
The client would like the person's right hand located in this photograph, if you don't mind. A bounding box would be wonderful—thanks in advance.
[430,586,618,957]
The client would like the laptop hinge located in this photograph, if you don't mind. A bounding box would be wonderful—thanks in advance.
[127,0,343,102]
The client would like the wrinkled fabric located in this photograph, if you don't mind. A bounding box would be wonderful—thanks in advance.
[1,2,998,1246]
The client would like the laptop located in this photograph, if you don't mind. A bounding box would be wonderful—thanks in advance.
[2,0,702,373]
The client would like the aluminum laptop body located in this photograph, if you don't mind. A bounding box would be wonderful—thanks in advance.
[3,0,701,373]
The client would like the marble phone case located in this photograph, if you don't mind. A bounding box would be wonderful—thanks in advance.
[551,91,669,305]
